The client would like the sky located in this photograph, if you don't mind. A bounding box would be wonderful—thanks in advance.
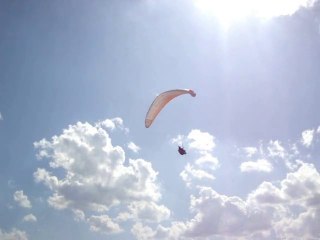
[0,0,320,239]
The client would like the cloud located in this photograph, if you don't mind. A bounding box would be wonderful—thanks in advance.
[241,139,301,171]
[138,161,320,240]
[180,163,215,188]
[184,186,272,239]
[72,209,85,222]
[248,162,320,239]
[131,223,155,240]
[98,117,129,133]
[33,120,320,239]
[0,112,3,120]
[195,153,219,170]
[87,215,122,234]
[240,159,273,173]
[187,129,215,152]
[173,129,219,188]
[301,129,315,147]
[267,140,286,159]
[127,141,141,153]
[243,147,258,157]
[0,228,28,240]
[23,214,37,223]
[117,201,170,223]
[33,118,167,235]
[13,190,32,208]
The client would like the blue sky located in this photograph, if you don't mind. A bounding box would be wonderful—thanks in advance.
[1,0,320,239]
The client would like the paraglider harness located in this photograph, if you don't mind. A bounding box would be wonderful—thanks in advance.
[178,146,186,155]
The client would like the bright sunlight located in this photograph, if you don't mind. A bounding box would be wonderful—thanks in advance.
[194,0,315,28]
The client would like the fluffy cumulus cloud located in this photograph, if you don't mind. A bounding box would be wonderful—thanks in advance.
[32,120,320,239]
[131,126,320,240]
[240,159,273,173]
[33,118,169,235]
[0,228,28,240]
[133,162,320,240]
[13,190,32,208]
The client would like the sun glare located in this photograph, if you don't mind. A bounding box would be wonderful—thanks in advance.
[194,0,314,28]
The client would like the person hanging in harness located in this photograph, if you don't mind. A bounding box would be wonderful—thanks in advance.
[178,146,186,155]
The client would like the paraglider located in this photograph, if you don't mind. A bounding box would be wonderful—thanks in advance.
[178,146,186,155]
[145,89,196,155]
[145,89,196,128]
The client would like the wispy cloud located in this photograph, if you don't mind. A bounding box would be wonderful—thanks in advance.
[23,214,37,223]
[301,129,315,147]
[127,141,141,153]
[240,159,273,173]
[0,228,28,240]
[243,147,258,157]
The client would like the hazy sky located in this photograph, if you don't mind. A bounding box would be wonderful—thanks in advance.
[1,0,320,239]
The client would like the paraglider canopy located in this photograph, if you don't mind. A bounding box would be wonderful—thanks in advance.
[178,146,187,155]
[145,89,196,128]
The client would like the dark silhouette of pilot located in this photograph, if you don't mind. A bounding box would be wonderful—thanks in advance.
[178,146,186,155]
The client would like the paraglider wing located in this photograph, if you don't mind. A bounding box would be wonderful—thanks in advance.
[145,89,196,128]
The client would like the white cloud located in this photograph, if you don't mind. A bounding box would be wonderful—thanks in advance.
[0,228,28,240]
[23,214,37,223]
[301,129,314,147]
[195,153,219,170]
[131,222,186,240]
[187,129,215,152]
[248,182,285,205]
[127,141,141,153]
[267,140,286,159]
[171,134,184,145]
[73,209,85,222]
[243,147,257,157]
[47,193,71,210]
[248,162,320,239]
[240,159,273,173]
[87,215,122,234]
[117,201,170,223]
[13,190,32,208]
[140,161,320,240]
[98,117,129,133]
[33,119,165,235]
[180,186,272,239]
[180,163,215,188]
[173,130,219,188]
[0,112,3,120]
[281,162,320,203]
[131,223,155,240]
[33,120,320,239]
